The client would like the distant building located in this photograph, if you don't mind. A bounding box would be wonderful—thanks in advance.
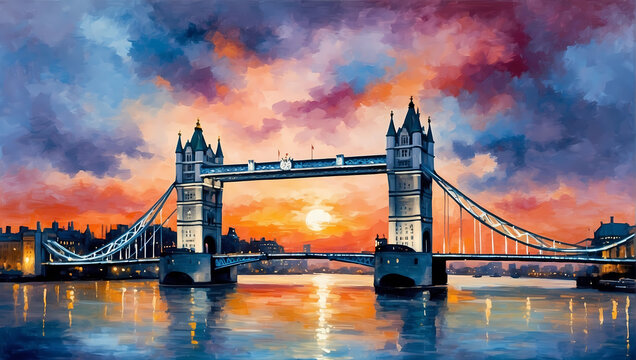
[561,264,574,276]
[303,244,311,253]
[593,216,631,247]
[221,227,240,253]
[0,223,43,276]
[0,229,23,272]
[541,265,558,275]
[241,237,284,254]
[486,262,503,275]
[592,216,634,260]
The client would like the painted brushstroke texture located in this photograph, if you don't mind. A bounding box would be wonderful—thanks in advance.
[0,0,633,251]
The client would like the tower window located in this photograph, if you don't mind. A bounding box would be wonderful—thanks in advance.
[186,153,192,162]
[401,136,409,145]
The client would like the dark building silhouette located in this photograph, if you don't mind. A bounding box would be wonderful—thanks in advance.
[221,227,240,253]
[375,234,388,247]
[239,237,284,254]
[592,216,631,247]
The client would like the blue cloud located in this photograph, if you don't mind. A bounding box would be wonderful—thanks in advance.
[335,59,394,94]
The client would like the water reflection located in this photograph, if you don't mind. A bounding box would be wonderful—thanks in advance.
[158,284,236,357]
[0,276,632,359]
[375,289,447,355]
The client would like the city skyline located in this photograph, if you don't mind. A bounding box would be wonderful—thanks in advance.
[0,1,634,253]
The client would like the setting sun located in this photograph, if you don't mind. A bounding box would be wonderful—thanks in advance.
[305,209,332,232]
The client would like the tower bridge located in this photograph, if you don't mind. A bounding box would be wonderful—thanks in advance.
[41,98,634,288]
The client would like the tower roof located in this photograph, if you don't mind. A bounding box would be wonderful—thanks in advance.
[386,110,396,136]
[175,131,183,153]
[190,118,207,152]
[216,136,224,158]
[401,96,422,134]
[426,116,434,142]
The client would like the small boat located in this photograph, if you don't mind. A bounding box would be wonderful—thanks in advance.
[490,273,501,278]
[473,274,482,278]
[510,273,520,279]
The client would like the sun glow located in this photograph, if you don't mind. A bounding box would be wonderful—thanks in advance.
[305,209,332,231]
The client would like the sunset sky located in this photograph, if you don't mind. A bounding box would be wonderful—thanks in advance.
[0,1,633,252]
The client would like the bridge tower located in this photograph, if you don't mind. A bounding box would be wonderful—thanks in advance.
[385,97,434,251]
[376,97,442,288]
[175,120,224,254]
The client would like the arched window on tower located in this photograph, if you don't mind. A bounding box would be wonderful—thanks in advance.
[401,135,409,145]
[186,152,192,162]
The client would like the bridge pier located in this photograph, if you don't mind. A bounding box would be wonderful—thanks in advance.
[374,251,433,288]
[159,251,237,285]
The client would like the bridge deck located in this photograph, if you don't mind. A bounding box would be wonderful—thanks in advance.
[44,253,634,266]
[437,253,635,264]
[200,155,387,182]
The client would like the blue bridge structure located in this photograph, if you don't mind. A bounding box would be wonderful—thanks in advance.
[40,98,634,288]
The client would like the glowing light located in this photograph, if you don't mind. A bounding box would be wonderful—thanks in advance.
[305,209,331,231]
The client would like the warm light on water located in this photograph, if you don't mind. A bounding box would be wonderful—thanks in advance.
[0,275,632,359]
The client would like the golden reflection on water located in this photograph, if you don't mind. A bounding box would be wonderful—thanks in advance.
[12,284,18,308]
[313,274,333,358]
[525,297,531,326]
[42,287,47,336]
[23,285,29,322]
[627,296,631,354]
[66,288,75,328]
[121,287,126,319]
[485,298,492,326]
[569,298,573,335]
[133,288,139,323]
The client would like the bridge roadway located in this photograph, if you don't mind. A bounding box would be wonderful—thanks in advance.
[45,252,634,267]
[200,155,387,182]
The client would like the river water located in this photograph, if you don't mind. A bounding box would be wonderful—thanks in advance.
[0,275,632,359]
